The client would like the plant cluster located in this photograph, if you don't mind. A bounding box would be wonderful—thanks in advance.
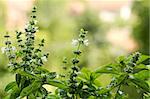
[2,7,150,99]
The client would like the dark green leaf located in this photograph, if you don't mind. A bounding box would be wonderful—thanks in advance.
[16,70,37,79]
[20,80,42,98]
[134,70,150,80]
[137,55,150,64]
[130,78,150,93]
[21,79,31,90]
[10,87,20,99]
[46,95,60,99]
[28,94,36,99]
[16,74,21,87]
[5,82,17,92]
[46,79,67,89]
[133,64,149,74]
[36,67,50,73]
[78,81,83,89]
[133,68,148,74]
[98,88,109,94]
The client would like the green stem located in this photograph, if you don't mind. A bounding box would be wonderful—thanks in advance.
[74,43,81,60]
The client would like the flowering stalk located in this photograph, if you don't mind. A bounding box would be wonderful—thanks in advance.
[3,7,53,99]
[3,32,16,70]
[69,29,88,98]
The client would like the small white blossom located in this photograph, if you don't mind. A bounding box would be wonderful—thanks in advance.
[8,63,13,67]
[31,71,34,74]
[111,77,116,81]
[41,56,47,62]
[83,39,89,46]
[2,46,16,54]
[1,47,6,53]
[11,46,16,51]
[72,39,78,46]
[30,59,35,63]
[56,74,59,78]
[129,75,134,79]
[35,27,39,32]
[118,90,123,95]
[41,73,46,77]
[35,27,38,30]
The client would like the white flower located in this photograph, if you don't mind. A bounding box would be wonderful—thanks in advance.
[35,27,39,32]
[56,74,59,78]
[41,73,46,77]
[11,46,16,51]
[83,39,89,46]
[30,59,35,63]
[8,62,13,67]
[118,90,123,95]
[34,20,38,24]
[129,75,134,79]
[1,46,16,54]
[35,27,38,30]
[72,39,78,46]
[41,56,47,62]
[1,47,6,53]
[16,96,21,99]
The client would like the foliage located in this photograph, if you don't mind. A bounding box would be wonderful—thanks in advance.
[2,7,150,99]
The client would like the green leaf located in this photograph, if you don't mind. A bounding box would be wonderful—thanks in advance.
[46,79,67,89]
[133,68,148,74]
[16,70,38,79]
[78,81,83,89]
[46,95,60,99]
[98,88,109,94]
[95,64,119,75]
[133,64,149,74]
[28,93,36,99]
[20,80,42,98]
[36,67,50,73]
[130,78,150,93]
[79,68,92,81]
[134,70,150,80]
[137,55,150,64]
[5,82,20,99]
[10,87,20,99]
[5,81,17,92]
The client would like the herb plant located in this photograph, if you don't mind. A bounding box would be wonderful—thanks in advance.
[2,7,150,99]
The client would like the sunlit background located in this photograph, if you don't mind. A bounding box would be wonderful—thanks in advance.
[0,0,149,98]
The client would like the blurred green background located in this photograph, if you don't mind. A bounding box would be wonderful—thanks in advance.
[0,0,149,98]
